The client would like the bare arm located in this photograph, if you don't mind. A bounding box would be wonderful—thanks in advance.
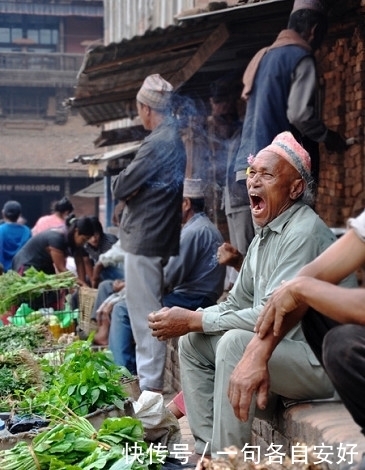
[49,247,67,273]
[297,229,365,282]
[91,261,105,288]
[73,251,89,286]
[83,256,94,283]
[256,229,365,337]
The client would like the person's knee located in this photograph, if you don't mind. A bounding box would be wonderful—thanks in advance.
[323,324,358,372]
[179,332,201,359]
[99,279,113,290]
[112,301,128,319]
[215,329,254,365]
[179,332,218,368]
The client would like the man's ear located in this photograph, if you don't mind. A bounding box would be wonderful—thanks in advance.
[182,197,191,209]
[290,178,305,200]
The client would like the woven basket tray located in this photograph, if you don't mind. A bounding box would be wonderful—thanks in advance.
[78,286,98,335]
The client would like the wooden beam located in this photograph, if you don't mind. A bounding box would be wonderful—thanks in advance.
[82,31,214,76]
[169,23,230,90]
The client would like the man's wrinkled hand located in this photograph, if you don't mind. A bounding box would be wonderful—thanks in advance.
[255,279,304,338]
[148,306,193,341]
[227,352,270,422]
[217,242,243,271]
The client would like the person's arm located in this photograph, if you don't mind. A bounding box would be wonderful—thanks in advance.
[83,256,94,283]
[149,216,335,339]
[297,228,365,282]
[73,250,89,286]
[256,228,365,337]
[163,228,193,291]
[112,141,158,201]
[112,201,125,226]
[287,57,347,151]
[228,313,302,421]
[91,261,104,288]
[48,246,67,272]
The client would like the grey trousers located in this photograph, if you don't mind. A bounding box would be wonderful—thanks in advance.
[124,253,167,391]
[226,206,255,257]
[179,329,335,456]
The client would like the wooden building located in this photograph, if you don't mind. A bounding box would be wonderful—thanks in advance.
[70,0,365,230]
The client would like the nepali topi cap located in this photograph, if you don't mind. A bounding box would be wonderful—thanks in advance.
[183,178,205,199]
[136,74,173,110]
[260,131,311,178]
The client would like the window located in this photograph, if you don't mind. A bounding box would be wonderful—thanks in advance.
[0,27,10,42]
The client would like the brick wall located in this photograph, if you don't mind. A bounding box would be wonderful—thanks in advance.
[165,338,181,393]
[316,4,365,225]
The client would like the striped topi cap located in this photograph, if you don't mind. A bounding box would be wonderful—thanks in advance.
[136,74,173,110]
[260,131,311,178]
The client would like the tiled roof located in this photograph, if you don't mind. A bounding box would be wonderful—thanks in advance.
[69,0,293,126]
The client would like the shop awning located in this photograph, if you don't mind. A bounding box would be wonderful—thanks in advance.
[68,0,293,127]
[74,179,104,198]
[69,141,141,180]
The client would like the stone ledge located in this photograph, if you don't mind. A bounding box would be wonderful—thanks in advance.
[253,401,365,469]
[165,339,365,469]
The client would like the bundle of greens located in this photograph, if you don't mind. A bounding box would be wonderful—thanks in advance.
[10,338,133,418]
[0,411,166,469]
[0,323,52,354]
[0,268,77,314]
[0,350,43,399]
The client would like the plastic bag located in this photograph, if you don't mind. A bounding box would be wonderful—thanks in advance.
[133,391,181,451]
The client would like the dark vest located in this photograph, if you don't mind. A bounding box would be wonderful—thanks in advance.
[234,45,312,175]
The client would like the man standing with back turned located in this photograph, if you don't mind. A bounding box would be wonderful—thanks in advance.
[113,74,186,393]
[234,0,348,190]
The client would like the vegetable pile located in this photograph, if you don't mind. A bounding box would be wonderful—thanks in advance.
[0,350,42,398]
[0,337,132,417]
[0,323,52,354]
[0,411,167,469]
[0,268,77,315]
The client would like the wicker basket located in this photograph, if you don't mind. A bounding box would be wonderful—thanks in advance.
[78,286,98,336]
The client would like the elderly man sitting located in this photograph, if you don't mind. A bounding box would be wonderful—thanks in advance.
[148,131,356,459]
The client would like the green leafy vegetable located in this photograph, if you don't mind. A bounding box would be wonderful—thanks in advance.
[0,412,166,470]
[0,267,77,314]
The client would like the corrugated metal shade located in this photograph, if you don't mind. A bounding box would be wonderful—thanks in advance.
[69,0,293,126]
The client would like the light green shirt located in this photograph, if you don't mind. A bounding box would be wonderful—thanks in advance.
[202,201,342,337]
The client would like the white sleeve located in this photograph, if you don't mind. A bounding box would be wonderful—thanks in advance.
[348,210,365,242]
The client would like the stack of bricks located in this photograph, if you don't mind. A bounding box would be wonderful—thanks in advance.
[316,2,365,227]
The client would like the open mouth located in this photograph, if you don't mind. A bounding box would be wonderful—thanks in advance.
[250,194,266,213]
